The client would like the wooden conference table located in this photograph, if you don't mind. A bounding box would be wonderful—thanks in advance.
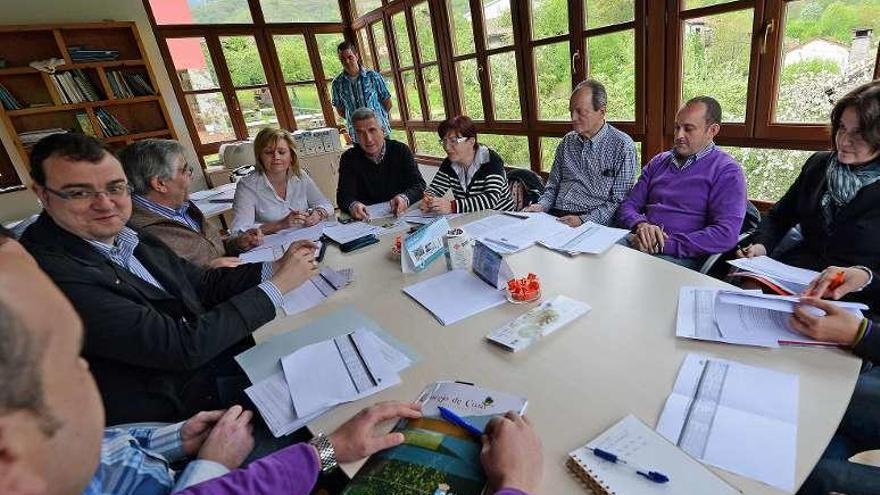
[252,212,861,494]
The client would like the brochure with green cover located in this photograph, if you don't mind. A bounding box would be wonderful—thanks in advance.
[342,381,528,495]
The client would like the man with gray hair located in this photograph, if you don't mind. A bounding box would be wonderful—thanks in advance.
[337,107,425,220]
[524,79,638,227]
[120,139,263,268]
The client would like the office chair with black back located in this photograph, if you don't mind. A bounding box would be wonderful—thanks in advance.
[699,200,762,278]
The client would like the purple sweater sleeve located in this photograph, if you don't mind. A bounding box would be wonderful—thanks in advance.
[495,489,530,495]
[173,443,319,495]
[616,154,660,229]
[663,162,747,258]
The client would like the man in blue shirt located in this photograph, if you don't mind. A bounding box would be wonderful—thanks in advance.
[331,40,392,142]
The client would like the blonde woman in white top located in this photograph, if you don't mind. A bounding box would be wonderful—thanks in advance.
[231,127,334,234]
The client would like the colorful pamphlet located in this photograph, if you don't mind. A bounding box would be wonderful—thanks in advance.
[342,381,527,495]
[402,217,450,273]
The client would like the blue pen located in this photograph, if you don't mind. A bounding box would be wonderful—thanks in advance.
[588,447,670,484]
[437,406,484,438]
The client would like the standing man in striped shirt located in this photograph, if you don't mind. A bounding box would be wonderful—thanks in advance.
[331,40,392,143]
[524,79,638,226]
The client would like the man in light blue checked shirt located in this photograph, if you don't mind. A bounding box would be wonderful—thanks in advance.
[331,40,392,142]
[524,79,637,227]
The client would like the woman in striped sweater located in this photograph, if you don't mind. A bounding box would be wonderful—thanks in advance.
[422,116,516,213]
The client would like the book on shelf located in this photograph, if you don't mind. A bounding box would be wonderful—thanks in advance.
[94,108,128,137]
[19,128,68,146]
[125,73,155,96]
[75,113,97,137]
[68,47,120,62]
[72,70,101,101]
[0,82,22,110]
[106,71,156,99]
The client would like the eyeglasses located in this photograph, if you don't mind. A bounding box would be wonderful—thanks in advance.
[178,163,194,177]
[439,136,469,146]
[44,183,133,201]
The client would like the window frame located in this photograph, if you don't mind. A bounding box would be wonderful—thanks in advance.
[141,0,346,170]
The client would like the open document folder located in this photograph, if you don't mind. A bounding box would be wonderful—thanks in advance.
[727,256,819,295]
[657,354,799,492]
[676,287,868,347]
[243,321,415,438]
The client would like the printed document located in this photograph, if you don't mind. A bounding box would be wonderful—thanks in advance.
[402,269,506,325]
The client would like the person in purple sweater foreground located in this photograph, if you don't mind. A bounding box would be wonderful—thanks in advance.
[0,229,543,495]
[617,96,747,270]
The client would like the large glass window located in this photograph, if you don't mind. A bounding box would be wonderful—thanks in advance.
[483,0,515,49]
[480,134,530,168]
[354,0,383,17]
[274,35,326,129]
[168,37,235,144]
[585,0,634,29]
[588,30,636,121]
[531,0,568,40]
[489,52,520,120]
[448,0,476,56]
[775,0,880,123]
[535,41,571,120]
[149,0,252,24]
[457,59,484,120]
[681,9,754,123]
[260,0,342,23]
[722,146,816,201]
[220,36,278,137]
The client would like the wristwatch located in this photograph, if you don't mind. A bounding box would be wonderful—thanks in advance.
[308,432,338,473]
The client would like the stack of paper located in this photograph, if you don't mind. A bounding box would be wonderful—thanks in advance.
[402,269,507,325]
[245,325,413,438]
[281,266,354,316]
[476,213,570,253]
[324,221,381,244]
[282,328,402,418]
[656,354,799,492]
[727,256,819,295]
[460,213,523,239]
[538,221,630,255]
[238,223,325,263]
[675,287,867,348]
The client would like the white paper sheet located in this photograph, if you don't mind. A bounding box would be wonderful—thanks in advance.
[282,328,400,418]
[244,369,324,437]
[570,414,741,495]
[727,256,819,294]
[478,213,571,253]
[675,287,767,346]
[402,269,507,325]
[365,202,394,219]
[280,267,353,316]
[323,221,379,244]
[656,354,799,492]
[460,214,523,239]
[538,221,630,255]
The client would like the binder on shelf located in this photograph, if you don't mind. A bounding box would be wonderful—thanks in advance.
[0,82,22,110]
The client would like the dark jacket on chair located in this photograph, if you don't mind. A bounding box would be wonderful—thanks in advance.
[752,152,880,300]
[20,213,276,425]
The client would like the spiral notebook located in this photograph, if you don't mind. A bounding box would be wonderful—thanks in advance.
[567,414,740,495]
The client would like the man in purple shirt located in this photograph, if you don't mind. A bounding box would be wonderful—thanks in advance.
[0,229,542,495]
[617,96,746,269]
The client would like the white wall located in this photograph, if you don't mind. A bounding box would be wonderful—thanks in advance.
[0,0,205,223]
